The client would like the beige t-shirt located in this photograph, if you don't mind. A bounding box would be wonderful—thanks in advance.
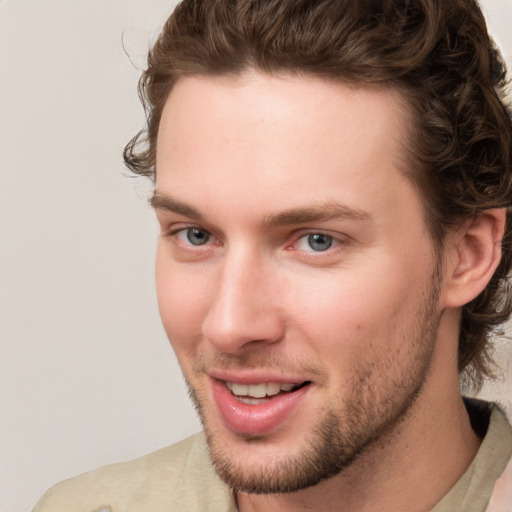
[33,432,237,512]
[432,403,512,512]
[33,403,512,512]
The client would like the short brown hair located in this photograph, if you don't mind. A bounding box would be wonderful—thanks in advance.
[124,0,512,391]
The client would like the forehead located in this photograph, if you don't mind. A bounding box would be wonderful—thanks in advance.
[155,72,418,225]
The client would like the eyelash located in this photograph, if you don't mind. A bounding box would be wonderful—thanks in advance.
[167,225,348,255]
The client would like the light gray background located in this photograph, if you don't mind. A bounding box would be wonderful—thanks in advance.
[1,1,511,511]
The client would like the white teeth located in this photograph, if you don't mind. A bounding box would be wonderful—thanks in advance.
[266,382,281,396]
[225,381,300,398]
[237,396,269,405]
[248,383,267,398]
[227,382,248,396]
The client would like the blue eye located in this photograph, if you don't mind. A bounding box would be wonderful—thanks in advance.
[296,233,335,252]
[178,228,211,246]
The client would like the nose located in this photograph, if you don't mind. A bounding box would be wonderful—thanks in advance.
[201,249,284,354]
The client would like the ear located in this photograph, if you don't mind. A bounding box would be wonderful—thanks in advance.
[441,208,506,309]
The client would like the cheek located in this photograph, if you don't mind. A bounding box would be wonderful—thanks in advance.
[155,253,211,354]
[289,268,423,364]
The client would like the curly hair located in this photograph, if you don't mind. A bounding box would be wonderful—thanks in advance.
[124,0,512,391]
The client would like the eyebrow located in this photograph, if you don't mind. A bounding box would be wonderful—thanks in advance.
[263,203,371,228]
[150,193,203,220]
[150,192,371,227]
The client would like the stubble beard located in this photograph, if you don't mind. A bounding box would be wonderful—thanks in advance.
[185,278,442,495]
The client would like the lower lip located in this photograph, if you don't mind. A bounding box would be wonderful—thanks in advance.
[211,379,311,436]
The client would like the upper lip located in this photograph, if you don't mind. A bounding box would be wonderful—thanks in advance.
[208,369,310,386]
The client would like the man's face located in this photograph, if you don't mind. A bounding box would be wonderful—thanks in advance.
[154,72,443,492]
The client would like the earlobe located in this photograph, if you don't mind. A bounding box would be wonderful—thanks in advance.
[442,208,506,309]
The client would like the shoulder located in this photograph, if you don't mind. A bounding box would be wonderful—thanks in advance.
[33,433,234,512]
[486,406,512,511]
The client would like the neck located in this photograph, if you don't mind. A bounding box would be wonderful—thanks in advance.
[238,397,479,512]
[237,313,481,512]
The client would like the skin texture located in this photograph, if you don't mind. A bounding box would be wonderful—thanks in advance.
[153,72,503,512]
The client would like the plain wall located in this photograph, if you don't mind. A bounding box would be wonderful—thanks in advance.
[0,1,511,511]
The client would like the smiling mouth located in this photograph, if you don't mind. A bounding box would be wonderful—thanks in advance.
[225,380,311,404]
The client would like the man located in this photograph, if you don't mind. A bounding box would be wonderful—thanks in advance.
[34,0,512,511]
